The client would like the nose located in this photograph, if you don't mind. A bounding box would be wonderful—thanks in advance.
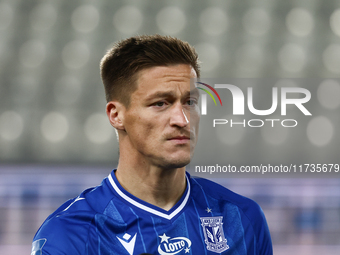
[169,104,189,128]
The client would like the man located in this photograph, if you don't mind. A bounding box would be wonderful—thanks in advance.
[32,35,273,255]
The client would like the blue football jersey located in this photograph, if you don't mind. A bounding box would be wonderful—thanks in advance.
[32,170,273,255]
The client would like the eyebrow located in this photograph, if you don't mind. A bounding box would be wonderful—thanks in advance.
[145,88,200,101]
[144,91,176,101]
[190,88,200,98]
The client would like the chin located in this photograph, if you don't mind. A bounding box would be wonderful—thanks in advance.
[160,156,191,169]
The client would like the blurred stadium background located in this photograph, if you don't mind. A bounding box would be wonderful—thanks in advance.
[0,0,340,254]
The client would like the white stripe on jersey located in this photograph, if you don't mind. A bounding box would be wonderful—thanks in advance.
[63,196,85,212]
[108,173,190,220]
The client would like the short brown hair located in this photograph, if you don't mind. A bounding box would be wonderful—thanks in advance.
[100,35,200,106]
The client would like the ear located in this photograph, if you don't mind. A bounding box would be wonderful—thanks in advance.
[106,101,125,131]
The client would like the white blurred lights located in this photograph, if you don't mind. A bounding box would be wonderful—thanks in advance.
[54,75,82,105]
[195,43,220,73]
[156,7,186,34]
[215,116,245,145]
[0,111,24,141]
[307,116,334,147]
[236,44,264,74]
[62,40,90,69]
[274,79,298,88]
[30,3,57,32]
[72,5,99,33]
[261,118,289,145]
[11,75,39,104]
[317,80,340,110]
[113,5,143,34]
[0,2,14,30]
[41,112,69,143]
[243,8,271,36]
[199,7,228,36]
[322,44,340,74]
[19,40,46,68]
[84,113,113,144]
[286,8,314,37]
[278,44,306,73]
[330,9,340,37]
[1,0,339,165]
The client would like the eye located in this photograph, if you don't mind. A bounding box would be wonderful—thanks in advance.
[153,101,166,107]
[186,99,197,106]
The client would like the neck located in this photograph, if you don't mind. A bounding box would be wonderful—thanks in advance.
[115,147,187,211]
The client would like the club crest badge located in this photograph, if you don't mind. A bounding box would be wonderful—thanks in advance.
[200,216,229,253]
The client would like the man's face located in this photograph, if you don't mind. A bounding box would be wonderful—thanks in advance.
[121,64,200,169]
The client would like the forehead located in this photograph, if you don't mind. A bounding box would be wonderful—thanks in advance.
[139,64,196,80]
[134,64,197,94]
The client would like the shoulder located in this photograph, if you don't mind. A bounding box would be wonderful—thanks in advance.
[32,191,97,254]
[32,177,115,254]
[191,176,261,212]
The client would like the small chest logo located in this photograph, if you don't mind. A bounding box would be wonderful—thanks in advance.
[117,233,137,255]
[158,233,192,255]
[200,216,229,253]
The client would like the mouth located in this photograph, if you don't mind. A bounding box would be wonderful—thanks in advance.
[168,136,191,144]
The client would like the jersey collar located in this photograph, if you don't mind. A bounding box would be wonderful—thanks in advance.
[108,170,191,220]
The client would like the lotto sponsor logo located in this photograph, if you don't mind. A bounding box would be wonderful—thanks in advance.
[158,233,192,254]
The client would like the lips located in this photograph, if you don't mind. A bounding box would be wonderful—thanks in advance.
[167,135,191,145]
[169,136,190,140]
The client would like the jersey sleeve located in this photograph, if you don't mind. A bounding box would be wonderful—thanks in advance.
[32,213,93,255]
